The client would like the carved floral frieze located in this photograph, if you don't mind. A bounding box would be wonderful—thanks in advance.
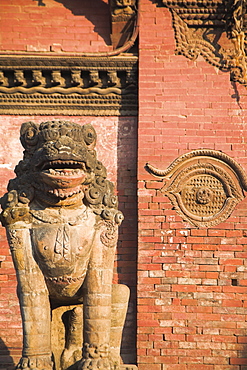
[146,149,247,227]
[0,55,137,116]
[160,0,247,84]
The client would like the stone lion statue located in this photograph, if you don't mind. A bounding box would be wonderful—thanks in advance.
[0,121,134,370]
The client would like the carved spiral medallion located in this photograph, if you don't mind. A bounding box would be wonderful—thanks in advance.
[146,149,247,228]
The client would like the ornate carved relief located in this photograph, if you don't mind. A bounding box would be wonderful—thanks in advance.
[110,0,138,48]
[160,0,247,84]
[0,55,137,115]
[146,149,247,227]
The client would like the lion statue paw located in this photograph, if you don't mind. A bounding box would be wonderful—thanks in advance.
[61,347,82,369]
[16,355,53,370]
[78,358,117,370]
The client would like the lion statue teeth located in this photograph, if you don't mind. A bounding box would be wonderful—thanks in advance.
[0,120,131,370]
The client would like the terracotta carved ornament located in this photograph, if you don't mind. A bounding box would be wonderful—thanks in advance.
[0,121,136,370]
[146,149,247,227]
[160,0,247,85]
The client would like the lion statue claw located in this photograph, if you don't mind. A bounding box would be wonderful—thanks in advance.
[16,355,53,370]
[1,121,131,370]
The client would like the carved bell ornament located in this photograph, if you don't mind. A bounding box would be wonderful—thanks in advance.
[146,149,247,227]
[160,0,247,85]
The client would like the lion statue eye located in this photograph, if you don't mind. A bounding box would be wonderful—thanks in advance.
[26,128,35,139]
[82,124,97,149]
[20,121,39,148]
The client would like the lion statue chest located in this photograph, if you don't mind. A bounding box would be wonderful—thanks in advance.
[30,204,97,298]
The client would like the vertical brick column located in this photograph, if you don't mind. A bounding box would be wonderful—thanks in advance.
[138,0,247,369]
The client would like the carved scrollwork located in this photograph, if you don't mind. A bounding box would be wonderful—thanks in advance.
[0,55,137,115]
[100,221,119,247]
[146,149,247,227]
[85,186,104,206]
[160,0,247,84]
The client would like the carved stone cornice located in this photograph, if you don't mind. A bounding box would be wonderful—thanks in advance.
[0,55,138,116]
[160,0,247,85]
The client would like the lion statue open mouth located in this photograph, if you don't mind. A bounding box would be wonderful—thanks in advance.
[1,121,134,370]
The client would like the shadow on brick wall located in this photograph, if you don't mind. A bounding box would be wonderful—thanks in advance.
[53,0,112,45]
[117,118,138,365]
[0,338,15,370]
[237,344,247,368]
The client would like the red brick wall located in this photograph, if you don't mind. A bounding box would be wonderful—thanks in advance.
[3,0,247,368]
[0,115,137,368]
[138,1,247,369]
[0,0,112,53]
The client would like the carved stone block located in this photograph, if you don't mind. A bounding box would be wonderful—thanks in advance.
[147,149,247,227]
[1,121,137,370]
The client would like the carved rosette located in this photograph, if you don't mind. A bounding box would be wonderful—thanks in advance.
[0,55,137,115]
[146,149,247,228]
[100,221,119,248]
[160,0,247,85]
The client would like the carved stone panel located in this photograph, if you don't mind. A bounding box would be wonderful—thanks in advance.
[146,149,247,227]
[0,55,138,116]
[159,0,247,85]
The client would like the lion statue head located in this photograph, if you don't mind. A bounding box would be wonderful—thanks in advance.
[1,120,123,226]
